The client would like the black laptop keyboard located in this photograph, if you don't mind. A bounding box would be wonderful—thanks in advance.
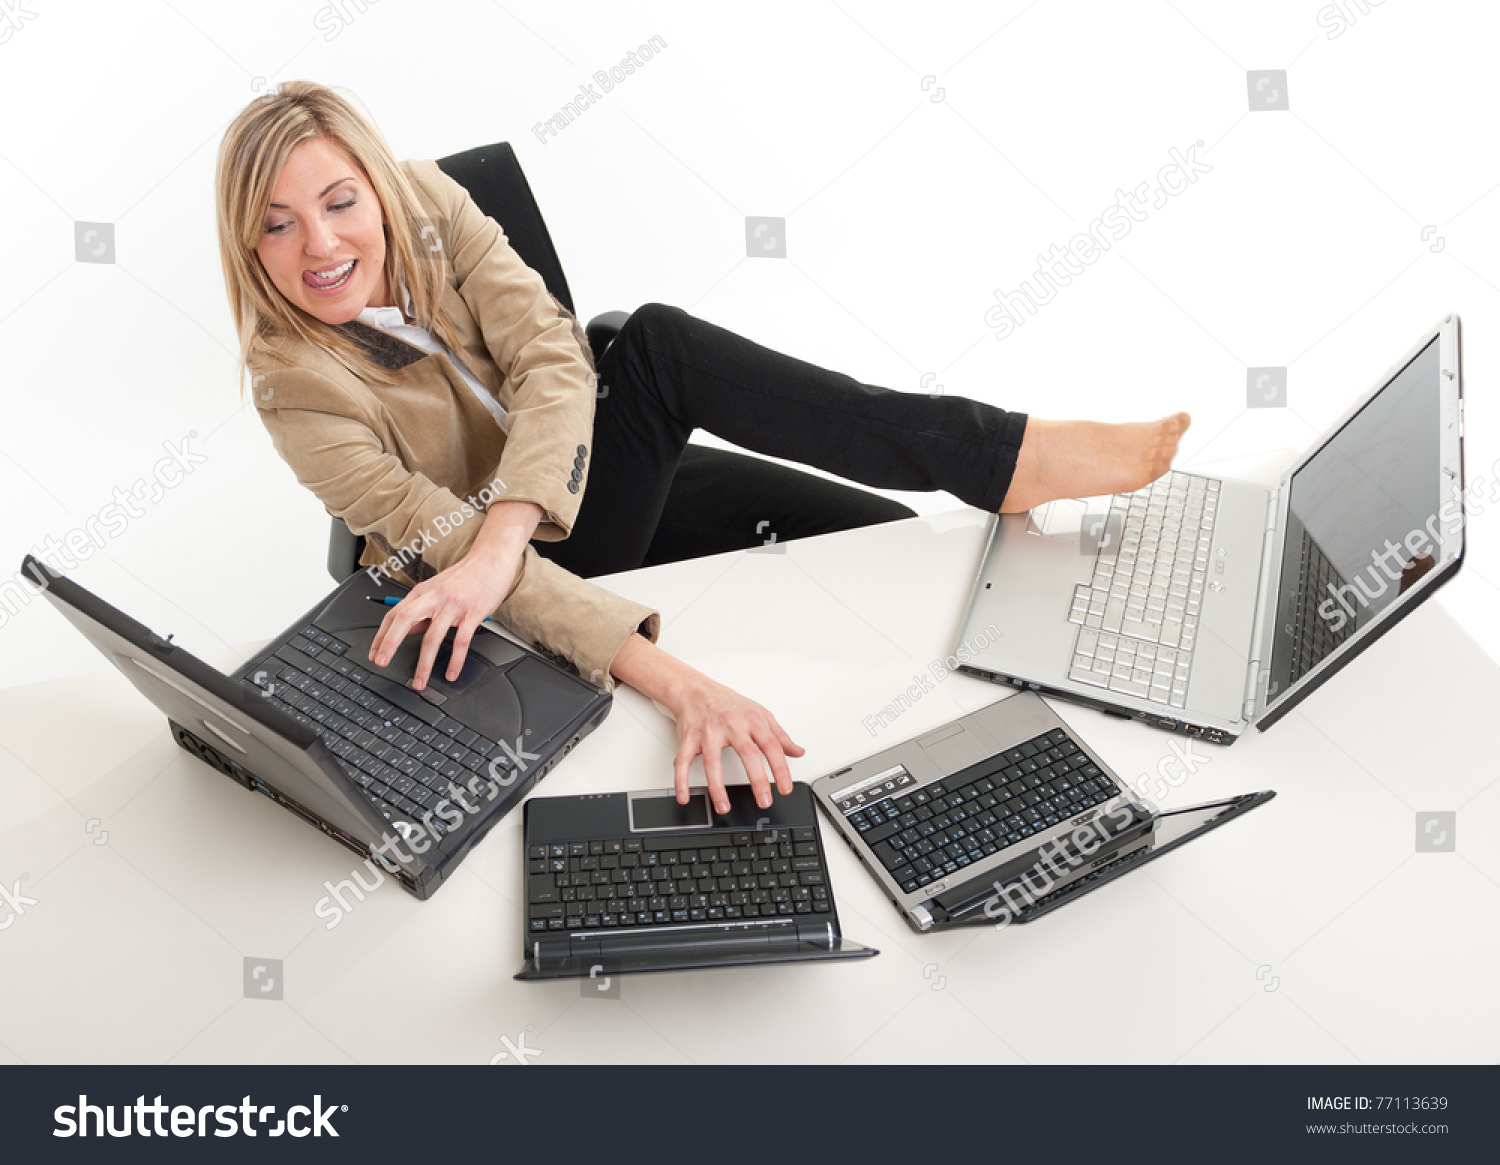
[526,827,833,935]
[246,626,510,838]
[835,729,1122,895]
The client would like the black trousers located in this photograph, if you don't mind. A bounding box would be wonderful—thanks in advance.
[533,303,1029,579]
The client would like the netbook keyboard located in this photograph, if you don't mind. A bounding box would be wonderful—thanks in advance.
[246,625,509,839]
[1066,471,1220,707]
[526,827,833,935]
[834,728,1122,895]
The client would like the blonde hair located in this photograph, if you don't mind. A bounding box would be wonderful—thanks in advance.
[215,80,464,390]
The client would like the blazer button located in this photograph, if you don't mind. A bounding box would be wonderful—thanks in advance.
[570,468,583,483]
[573,455,585,470]
[576,445,587,457]
[567,480,580,494]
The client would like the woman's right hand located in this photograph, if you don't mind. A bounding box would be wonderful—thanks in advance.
[367,500,542,688]
[367,542,521,689]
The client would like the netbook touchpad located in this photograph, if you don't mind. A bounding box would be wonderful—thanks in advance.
[917,723,990,772]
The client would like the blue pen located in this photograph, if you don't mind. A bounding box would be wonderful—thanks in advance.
[366,595,498,623]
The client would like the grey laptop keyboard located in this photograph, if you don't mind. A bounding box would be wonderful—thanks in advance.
[1066,471,1220,708]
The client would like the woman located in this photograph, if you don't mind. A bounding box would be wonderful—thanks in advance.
[216,82,1189,816]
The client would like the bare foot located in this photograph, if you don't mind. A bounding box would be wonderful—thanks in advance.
[999,413,1191,513]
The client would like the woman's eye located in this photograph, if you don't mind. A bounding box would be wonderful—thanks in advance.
[264,221,290,235]
[332,199,356,212]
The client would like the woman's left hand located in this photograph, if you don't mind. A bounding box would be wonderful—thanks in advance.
[665,668,804,815]
[608,632,805,814]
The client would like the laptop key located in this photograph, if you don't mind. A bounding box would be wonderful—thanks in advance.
[527,875,559,905]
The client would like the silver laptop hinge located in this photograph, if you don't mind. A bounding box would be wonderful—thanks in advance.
[1242,485,1282,724]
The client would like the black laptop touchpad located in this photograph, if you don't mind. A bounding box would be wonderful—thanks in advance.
[424,634,488,694]
[333,627,490,693]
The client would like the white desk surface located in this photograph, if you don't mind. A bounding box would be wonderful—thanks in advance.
[1,507,1496,1065]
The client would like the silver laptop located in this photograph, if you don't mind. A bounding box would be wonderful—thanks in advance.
[812,691,1275,932]
[952,315,1466,744]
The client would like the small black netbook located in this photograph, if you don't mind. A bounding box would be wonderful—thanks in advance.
[26,556,609,900]
[516,782,877,979]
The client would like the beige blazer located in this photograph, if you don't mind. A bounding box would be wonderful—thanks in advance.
[249,159,660,689]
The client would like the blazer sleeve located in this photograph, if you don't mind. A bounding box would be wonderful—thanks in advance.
[254,365,658,691]
[404,158,598,540]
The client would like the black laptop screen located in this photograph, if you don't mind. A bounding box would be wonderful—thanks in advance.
[1265,336,1443,703]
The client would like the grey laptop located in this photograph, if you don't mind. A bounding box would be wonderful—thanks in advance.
[812,691,1274,932]
[952,315,1465,744]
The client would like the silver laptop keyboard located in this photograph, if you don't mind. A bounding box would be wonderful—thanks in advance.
[1066,471,1220,708]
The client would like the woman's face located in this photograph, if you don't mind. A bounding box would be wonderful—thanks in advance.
[255,136,393,324]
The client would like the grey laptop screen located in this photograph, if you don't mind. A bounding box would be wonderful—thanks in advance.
[1265,336,1443,702]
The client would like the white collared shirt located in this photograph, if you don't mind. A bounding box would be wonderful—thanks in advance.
[357,287,508,430]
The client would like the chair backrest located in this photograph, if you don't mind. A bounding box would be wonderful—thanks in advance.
[435,141,574,313]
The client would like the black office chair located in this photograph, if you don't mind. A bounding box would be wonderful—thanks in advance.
[325,141,630,581]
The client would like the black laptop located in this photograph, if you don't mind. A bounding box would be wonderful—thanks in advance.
[516,782,877,978]
[25,556,609,899]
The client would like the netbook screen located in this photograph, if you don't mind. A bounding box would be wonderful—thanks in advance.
[1265,336,1443,702]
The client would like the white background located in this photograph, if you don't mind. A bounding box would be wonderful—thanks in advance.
[1,2,1498,1069]
[2,0,1497,685]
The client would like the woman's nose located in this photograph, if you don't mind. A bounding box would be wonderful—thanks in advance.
[304,218,340,258]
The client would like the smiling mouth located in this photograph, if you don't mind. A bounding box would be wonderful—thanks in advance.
[304,259,356,291]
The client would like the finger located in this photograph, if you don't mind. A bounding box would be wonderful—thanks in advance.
[731,736,773,811]
[411,609,455,690]
[754,728,794,796]
[673,731,698,804]
[369,607,396,666]
[370,600,425,667]
[372,611,430,667]
[446,617,479,683]
[700,730,730,816]
[766,710,805,756]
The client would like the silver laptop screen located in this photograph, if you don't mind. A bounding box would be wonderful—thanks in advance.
[1265,336,1444,702]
